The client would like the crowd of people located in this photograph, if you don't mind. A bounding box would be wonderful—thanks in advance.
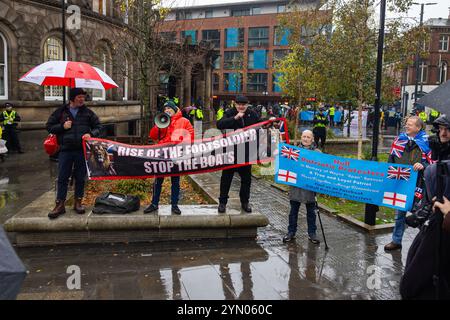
[2,88,449,299]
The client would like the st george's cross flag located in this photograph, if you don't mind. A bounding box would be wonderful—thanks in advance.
[277,169,297,184]
[382,192,407,209]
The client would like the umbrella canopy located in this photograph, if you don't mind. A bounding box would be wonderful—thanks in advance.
[19,61,118,90]
[417,80,450,115]
[0,226,27,300]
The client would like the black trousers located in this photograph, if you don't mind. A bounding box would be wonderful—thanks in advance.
[219,165,252,205]
[3,125,22,152]
[313,129,326,150]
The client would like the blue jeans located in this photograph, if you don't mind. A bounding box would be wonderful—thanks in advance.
[151,176,180,206]
[57,150,87,200]
[288,200,317,237]
[392,210,407,244]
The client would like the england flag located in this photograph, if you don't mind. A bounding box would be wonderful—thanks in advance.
[382,192,407,209]
[277,169,297,184]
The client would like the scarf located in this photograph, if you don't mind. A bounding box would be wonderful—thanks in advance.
[390,130,434,164]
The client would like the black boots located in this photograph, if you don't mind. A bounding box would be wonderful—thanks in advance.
[241,203,252,213]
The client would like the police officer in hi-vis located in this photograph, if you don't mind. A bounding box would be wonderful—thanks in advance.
[0,102,24,153]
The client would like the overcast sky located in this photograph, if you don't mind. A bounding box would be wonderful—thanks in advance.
[164,0,450,23]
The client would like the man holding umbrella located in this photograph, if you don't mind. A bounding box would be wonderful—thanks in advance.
[46,88,102,219]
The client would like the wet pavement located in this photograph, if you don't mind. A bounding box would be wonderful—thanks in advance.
[0,129,418,300]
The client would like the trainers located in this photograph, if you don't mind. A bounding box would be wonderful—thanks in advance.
[308,234,320,245]
[172,205,181,215]
[144,204,158,214]
[218,203,226,213]
[384,242,402,251]
[282,233,296,243]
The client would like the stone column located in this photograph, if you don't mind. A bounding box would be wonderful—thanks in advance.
[183,62,192,108]
[204,57,213,123]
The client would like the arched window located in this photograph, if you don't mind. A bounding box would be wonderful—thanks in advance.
[0,32,7,100]
[123,57,129,101]
[43,37,66,100]
[439,61,448,84]
[92,47,108,100]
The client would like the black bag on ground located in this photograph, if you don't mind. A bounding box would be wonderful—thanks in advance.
[92,192,140,214]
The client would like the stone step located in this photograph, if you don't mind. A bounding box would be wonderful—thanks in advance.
[4,192,269,247]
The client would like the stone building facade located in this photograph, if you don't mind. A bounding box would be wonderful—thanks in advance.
[0,0,214,133]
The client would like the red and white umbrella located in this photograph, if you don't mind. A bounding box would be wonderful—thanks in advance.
[19,61,118,90]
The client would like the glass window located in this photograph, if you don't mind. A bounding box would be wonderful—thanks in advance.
[205,10,213,18]
[224,73,242,92]
[274,26,290,46]
[0,32,7,99]
[231,8,250,17]
[224,51,243,69]
[247,73,267,92]
[202,30,220,48]
[92,48,107,100]
[123,58,129,101]
[213,73,219,91]
[248,50,268,69]
[419,62,428,84]
[252,7,261,15]
[161,32,177,42]
[225,28,244,48]
[439,35,449,51]
[273,50,289,66]
[177,11,192,20]
[181,30,197,44]
[44,37,65,100]
[273,73,283,93]
[439,61,448,84]
[248,27,269,47]
[212,53,221,69]
[277,5,286,13]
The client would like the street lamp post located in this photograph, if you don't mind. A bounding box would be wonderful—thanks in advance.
[412,2,437,110]
[62,0,66,106]
[364,0,386,225]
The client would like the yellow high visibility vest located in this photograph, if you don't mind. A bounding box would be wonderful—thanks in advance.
[314,115,327,128]
[217,109,224,121]
[419,111,427,122]
[3,110,16,125]
[329,107,335,116]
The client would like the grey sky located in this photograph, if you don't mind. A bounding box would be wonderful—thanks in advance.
[164,0,449,23]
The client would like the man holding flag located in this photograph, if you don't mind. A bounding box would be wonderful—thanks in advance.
[384,116,433,251]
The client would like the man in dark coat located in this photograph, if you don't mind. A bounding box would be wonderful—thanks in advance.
[46,88,102,219]
[217,95,261,213]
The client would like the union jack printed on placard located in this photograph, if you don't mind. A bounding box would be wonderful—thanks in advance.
[281,146,300,161]
[387,166,411,181]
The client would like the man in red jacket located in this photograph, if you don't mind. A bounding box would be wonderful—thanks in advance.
[145,100,194,215]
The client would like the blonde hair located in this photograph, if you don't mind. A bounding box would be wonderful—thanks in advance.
[406,115,424,130]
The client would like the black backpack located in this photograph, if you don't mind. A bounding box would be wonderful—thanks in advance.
[92,192,140,214]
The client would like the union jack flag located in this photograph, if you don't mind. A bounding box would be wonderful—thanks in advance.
[387,166,411,181]
[422,150,435,164]
[390,138,407,158]
[281,146,300,161]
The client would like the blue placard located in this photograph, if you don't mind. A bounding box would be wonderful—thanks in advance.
[334,110,342,122]
[253,50,267,69]
[275,143,418,211]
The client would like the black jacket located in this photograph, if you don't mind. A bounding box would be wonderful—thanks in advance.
[217,108,260,131]
[46,105,101,151]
